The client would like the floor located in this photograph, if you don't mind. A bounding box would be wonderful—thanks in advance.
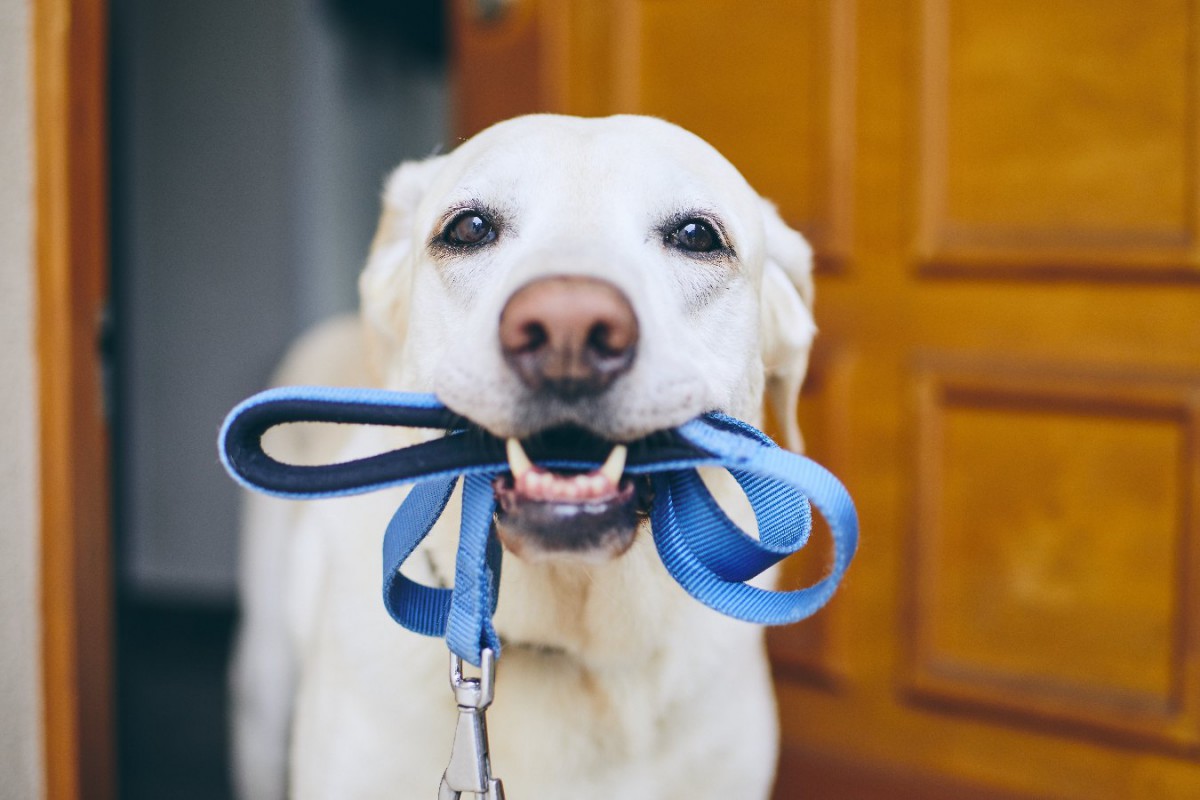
[118,600,237,799]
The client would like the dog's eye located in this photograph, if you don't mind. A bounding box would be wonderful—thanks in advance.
[443,212,497,247]
[667,220,723,254]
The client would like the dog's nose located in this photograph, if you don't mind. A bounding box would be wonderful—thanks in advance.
[499,276,638,399]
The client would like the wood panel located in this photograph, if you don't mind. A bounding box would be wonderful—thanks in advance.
[917,0,1200,278]
[449,0,561,138]
[621,0,855,268]
[34,0,114,798]
[774,743,1040,800]
[907,363,1200,754]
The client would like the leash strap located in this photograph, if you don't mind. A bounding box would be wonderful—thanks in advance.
[220,386,858,666]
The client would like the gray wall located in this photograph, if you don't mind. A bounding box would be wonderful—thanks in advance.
[112,0,448,600]
[0,0,44,794]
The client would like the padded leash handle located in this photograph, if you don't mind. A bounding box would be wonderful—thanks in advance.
[220,385,705,499]
[219,386,488,498]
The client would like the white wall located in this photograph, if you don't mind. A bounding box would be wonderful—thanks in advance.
[0,0,45,796]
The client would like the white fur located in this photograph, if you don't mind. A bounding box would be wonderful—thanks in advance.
[232,114,816,800]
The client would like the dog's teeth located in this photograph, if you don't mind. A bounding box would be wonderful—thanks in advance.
[506,437,533,479]
[573,474,593,497]
[599,445,627,486]
[508,441,627,503]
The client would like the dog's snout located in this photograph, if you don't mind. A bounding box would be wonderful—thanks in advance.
[499,276,638,399]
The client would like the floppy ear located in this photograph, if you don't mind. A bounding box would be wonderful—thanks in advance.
[358,156,447,383]
[758,199,817,453]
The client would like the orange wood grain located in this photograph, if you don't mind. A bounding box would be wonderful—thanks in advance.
[916,0,1200,280]
[907,364,1200,754]
[34,0,114,798]
[449,0,565,139]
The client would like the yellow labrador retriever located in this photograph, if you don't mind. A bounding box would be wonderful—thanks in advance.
[232,114,816,800]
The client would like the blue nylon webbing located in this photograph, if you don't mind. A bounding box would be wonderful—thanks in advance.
[219,386,858,666]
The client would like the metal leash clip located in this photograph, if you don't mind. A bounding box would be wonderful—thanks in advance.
[439,648,505,800]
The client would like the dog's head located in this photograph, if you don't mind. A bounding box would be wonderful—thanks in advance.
[361,115,814,563]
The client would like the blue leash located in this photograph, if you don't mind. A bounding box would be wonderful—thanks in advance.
[219,385,858,667]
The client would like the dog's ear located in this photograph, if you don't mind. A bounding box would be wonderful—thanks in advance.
[359,156,447,383]
[758,199,817,452]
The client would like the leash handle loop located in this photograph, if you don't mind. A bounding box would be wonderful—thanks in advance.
[219,387,858,667]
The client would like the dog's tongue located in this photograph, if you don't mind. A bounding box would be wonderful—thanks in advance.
[505,438,626,503]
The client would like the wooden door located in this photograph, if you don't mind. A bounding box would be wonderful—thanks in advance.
[450,0,1200,796]
[35,0,115,798]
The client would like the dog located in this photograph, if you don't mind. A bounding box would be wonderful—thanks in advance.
[231,114,816,799]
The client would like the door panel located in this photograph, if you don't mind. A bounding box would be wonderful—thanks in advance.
[908,365,1200,754]
[451,0,1200,795]
[919,0,1200,275]
[628,0,855,265]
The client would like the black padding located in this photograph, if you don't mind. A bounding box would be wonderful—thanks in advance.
[222,395,709,497]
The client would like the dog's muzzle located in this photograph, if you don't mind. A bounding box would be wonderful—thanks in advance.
[494,276,647,559]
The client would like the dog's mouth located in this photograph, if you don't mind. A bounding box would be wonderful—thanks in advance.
[492,431,653,563]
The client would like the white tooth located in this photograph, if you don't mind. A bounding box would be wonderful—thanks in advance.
[506,437,533,479]
[599,444,627,486]
[525,474,544,501]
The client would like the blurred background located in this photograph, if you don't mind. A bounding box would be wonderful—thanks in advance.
[108,1,447,796]
[52,0,1200,797]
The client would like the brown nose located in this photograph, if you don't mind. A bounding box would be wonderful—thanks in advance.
[498,276,638,399]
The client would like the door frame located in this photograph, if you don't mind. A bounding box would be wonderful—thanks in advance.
[34,0,114,798]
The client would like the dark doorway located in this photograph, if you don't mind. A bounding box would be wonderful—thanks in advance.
[108,2,448,795]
